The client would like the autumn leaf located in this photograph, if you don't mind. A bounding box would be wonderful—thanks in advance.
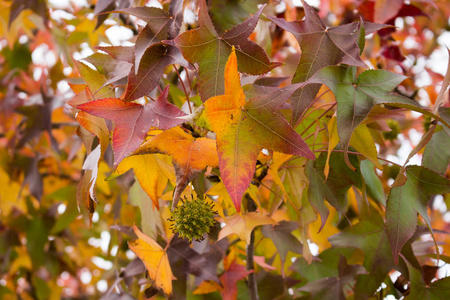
[133,126,218,208]
[81,53,133,91]
[113,154,175,208]
[201,48,314,211]
[173,0,281,100]
[267,0,388,125]
[128,225,174,295]
[261,221,303,264]
[386,166,450,264]
[9,0,49,28]
[123,43,189,101]
[77,85,187,166]
[218,212,276,244]
[111,3,183,69]
[220,262,253,300]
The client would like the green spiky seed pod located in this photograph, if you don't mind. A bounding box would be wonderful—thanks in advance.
[169,196,217,242]
[383,119,401,141]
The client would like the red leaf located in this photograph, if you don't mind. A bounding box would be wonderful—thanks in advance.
[77,85,186,166]
[219,262,253,300]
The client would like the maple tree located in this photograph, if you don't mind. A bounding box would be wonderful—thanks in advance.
[1,0,450,299]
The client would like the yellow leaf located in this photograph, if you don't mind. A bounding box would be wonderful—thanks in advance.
[268,152,292,200]
[114,154,175,208]
[350,124,383,170]
[0,167,25,217]
[128,225,174,295]
[218,212,276,244]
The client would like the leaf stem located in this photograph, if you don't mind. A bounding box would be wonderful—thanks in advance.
[173,64,192,114]
[245,194,259,300]
[313,149,403,168]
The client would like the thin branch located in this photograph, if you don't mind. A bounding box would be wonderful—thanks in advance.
[313,149,403,168]
[245,194,259,300]
[299,102,336,136]
[173,64,192,114]
[296,88,332,125]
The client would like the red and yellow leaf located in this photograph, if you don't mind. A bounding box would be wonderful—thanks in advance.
[201,48,314,211]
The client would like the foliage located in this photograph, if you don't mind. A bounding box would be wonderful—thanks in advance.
[1,0,450,299]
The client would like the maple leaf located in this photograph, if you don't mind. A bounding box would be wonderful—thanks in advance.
[422,126,450,175]
[173,0,281,100]
[218,212,276,244]
[386,166,450,264]
[128,225,174,295]
[201,48,314,211]
[220,262,253,300]
[329,215,410,299]
[94,43,188,102]
[77,85,187,166]
[132,126,218,208]
[267,0,387,125]
[405,260,450,300]
[261,221,303,264]
[306,152,364,231]
[167,238,224,285]
[306,66,419,169]
[123,43,189,101]
[81,53,132,91]
[111,2,184,69]
[9,0,49,28]
[298,256,366,300]
[113,154,175,209]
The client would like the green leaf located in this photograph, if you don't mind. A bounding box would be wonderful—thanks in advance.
[305,152,362,230]
[405,261,450,300]
[174,0,280,100]
[306,66,418,169]
[297,256,366,300]
[267,0,387,125]
[329,215,394,299]
[360,160,385,206]
[422,126,450,174]
[386,165,450,264]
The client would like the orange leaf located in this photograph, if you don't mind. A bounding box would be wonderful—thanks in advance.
[133,126,218,208]
[201,48,314,212]
[128,225,174,295]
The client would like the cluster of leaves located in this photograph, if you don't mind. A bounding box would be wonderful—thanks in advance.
[1,0,450,299]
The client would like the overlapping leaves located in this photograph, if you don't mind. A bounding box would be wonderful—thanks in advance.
[267,0,387,125]
[201,48,314,211]
[77,86,186,166]
[174,0,281,100]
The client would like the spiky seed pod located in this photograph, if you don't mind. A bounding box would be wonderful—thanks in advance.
[169,196,217,242]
